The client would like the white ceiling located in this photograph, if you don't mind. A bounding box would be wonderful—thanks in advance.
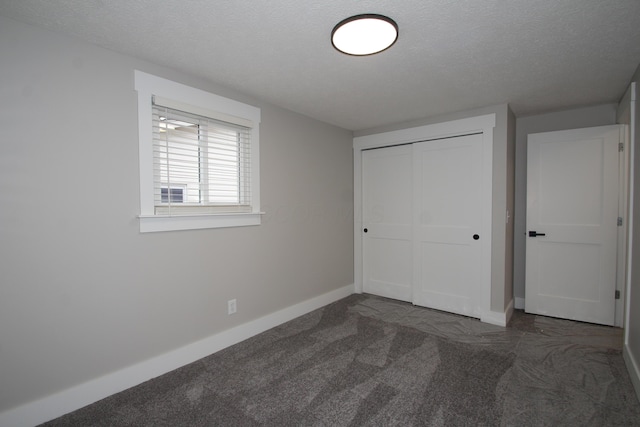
[2,0,640,131]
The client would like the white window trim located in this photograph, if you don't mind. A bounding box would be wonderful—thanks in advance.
[134,70,262,232]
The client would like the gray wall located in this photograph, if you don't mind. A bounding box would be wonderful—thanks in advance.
[355,103,515,313]
[0,16,353,412]
[513,104,618,303]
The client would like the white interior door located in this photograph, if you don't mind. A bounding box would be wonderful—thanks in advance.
[526,125,621,326]
[412,134,484,316]
[362,144,412,302]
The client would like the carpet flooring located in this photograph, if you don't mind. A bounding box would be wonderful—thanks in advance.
[42,294,640,426]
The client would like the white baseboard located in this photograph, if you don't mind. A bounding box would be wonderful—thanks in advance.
[514,297,525,310]
[624,343,640,403]
[480,299,513,327]
[0,284,354,427]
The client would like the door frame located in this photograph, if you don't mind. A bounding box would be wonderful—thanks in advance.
[617,82,635,330]
[617,122,630,328]
[353,114,499,324]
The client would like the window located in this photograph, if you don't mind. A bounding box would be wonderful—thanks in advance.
[153,101,251,215]
[135,71,261,232]
[160,186,185,204]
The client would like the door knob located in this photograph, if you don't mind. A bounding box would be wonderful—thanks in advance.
[528,231,546,237]
[473,234,480,240]
[363,228,368,233]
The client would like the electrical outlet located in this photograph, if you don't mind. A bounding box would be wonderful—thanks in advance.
[227,299,237,315]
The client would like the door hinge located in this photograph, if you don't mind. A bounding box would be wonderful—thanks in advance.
[615,290,621,300]
[618,217,623,226]
[619,142,624,152]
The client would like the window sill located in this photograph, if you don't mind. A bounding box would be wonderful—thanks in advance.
[139,212,264,233]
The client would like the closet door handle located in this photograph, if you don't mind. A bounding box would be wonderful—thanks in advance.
[528,231,546,237]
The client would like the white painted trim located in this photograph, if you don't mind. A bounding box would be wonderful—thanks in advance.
[139,212,264,233]
[134,70,261,132]
[353,147,363,294]
[515,297,525,310]
[624,81,637,347]
[481,124,495,322]
[134,70,262,232]
[0,284,354,427]
[623,344,640,403]
[480,299,514,327]
[616,124,629,328]
[353,114,497,324]
[353,114,496,150]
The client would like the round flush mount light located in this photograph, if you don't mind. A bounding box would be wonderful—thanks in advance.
[331,14,398,56]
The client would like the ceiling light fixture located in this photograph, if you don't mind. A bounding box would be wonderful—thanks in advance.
[331,14,398,56]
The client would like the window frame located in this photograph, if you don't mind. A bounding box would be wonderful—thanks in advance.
[135,70,262,233]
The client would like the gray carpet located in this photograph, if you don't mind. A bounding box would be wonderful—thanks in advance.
[42,294,640,426]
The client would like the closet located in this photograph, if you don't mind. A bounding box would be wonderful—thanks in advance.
[354,114,508,324]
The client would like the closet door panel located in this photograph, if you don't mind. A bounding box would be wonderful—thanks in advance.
[362,145,413,302]
[412,134,484,316]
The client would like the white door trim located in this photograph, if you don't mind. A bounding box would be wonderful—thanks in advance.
[617,123,630,328]
[618,81,636,333]
[353,114,498,324]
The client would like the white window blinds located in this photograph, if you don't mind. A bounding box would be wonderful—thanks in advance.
[152,98,252,216]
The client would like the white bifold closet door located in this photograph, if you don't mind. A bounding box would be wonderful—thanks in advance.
[362,133,484,317]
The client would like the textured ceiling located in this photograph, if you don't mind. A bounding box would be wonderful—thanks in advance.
[1,0,640,131]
